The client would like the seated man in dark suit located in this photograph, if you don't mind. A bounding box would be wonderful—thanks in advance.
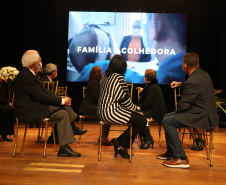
[157,52,218,168]
[14,50,84,157]
[40,63,87,144]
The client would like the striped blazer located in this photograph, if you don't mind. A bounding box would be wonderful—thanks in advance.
[97,73,137,124]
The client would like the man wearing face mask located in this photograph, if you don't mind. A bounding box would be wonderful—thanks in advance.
[14,50,83,157]
[119,20,151,62]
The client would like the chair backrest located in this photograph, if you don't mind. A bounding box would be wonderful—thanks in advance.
[127,83,133,100]
[174,87,181,111]
[57,86,68,97]
[83,86,87,98]
[41,81,58,94]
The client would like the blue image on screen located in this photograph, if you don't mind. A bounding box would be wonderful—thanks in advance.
[67,11,187,84]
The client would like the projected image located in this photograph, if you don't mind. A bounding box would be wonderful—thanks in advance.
[67,11,187,84]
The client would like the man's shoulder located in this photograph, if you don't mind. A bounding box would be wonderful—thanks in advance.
[15,68,32,81]
[190,68,210,81]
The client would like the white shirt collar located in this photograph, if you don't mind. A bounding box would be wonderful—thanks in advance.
[29,69,36,76]
[47,75,52,82]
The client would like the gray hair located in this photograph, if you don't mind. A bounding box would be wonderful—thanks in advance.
[21,50,40,68]
[44,63,57,75]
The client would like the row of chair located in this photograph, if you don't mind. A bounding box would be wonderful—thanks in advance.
[12,82,216,167]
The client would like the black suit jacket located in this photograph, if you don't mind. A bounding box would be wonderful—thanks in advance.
[39,74,49,81]
[78,80,100,114]
[139,79,167,123]
[175,68,218,129]
[14,67,62,123]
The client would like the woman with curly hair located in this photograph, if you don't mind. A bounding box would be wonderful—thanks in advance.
[79,66,102,114]
[79,66,112,145]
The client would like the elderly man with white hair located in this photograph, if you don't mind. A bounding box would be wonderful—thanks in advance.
[14,50,82,157]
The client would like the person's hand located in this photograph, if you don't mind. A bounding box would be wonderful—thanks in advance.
[136,87,143,94]
[139,112,144,115]
[0,76,7,83]
[9,102,12,106]
[171,81,182,88]
[64,97,72,106]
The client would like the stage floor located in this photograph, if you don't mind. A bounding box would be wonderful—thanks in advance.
[0,121,226,185]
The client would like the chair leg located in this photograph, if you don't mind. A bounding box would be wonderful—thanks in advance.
[78,117,83,144]
[209,130,213,167]
[21,123,28,151]
[181,128,186,143]
[98,122,103,161]
[129,125,132,162]
[52,122,57,152]
[36,126,42,143]
[202,129,209,160]
[158,125,162,147]
[13,118,19,157]
[43,120,48,158]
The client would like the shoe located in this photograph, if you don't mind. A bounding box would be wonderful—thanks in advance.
[140,139,154,149]
[196,139,204,151]
[98,137,112,146]
[157,151,174,160]
[57,146,81,157]
[163,158,190,168]
[111,138,120,157]
[191,138,199,150]
[1,136,13,142]
[117,147,129,159]
[73,127,87,135]
[111,138,129,159]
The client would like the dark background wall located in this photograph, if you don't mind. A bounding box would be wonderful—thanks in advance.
[1,0,226,114]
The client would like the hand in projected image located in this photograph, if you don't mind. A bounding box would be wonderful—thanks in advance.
[64,97,72,106]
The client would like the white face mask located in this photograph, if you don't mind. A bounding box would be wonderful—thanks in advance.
[132,28,141,36]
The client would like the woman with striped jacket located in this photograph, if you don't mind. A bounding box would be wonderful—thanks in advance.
[97,55,147,159]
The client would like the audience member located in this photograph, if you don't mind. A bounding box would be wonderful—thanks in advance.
[0,76,15,142]
[97,54,146,159]
[14,50,84,157]
[157,52,218,168]
[78,66,111,146]
[40,63,58,82]
[40,63,87,144]
[120,20,151,62]
[137,69,167,149]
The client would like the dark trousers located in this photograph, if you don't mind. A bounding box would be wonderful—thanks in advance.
[118,112,147,148]
[48,106,77,147]
[162,112,188,159]
[0,104,15,136]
